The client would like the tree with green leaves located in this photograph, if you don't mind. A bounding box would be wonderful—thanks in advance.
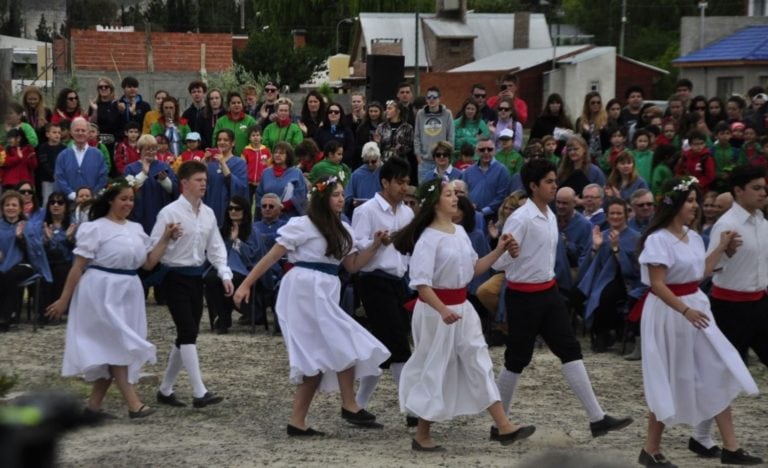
[36,14,53,42]
[0,0,23,37]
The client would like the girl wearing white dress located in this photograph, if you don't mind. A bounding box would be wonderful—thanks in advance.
[636,176,762,467]
[391,178,535,452]
[46,177,179,419]
[234,175,390,436]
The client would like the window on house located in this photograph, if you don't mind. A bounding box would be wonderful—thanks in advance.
[717,77,744,99]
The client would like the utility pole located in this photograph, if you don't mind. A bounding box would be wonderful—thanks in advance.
[619,0,627,56]
[698,1,708,50]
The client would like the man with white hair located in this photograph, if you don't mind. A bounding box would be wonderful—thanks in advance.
[346,141,383,215]
[54,117,108,200]
[628,189,654,233]
[253,193,285,249]
[582,184,607,229]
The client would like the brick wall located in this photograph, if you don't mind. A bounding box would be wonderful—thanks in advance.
[54,29,232,73]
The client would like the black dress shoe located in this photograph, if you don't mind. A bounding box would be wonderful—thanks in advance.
[156,391,186,407]
[638,449,677,467]
[688,437,721,458]
[192,392,223,408]
[496,425,536,446]
[128,405,156,419]
[490,426,499,440]
[411,438,446,452]
[721,448,764,465]
[83,407,118,422]
[590,414,633,437]
[286,424,325,437]
[406,415,419,428]
[341,407,376,422]
[214,328,229,335]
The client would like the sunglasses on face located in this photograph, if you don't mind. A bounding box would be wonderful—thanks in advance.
[50,199,66,206]
[98,85,111,90]
[426,94,439,100]
[228,206,244,212]
[477,147,494,153]
[498,107,511,112]
[19,189,34,195]
[473,93,486,98]
[67,96,78,101]
[434,151,450,158]
[265,88,278,93]
[261,204,275,209]
[328,109,341,114]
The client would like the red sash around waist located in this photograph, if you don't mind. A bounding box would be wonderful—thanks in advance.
[404,287,468,312]
[627,281,699,323]
[711,285,766,302]
[506,279,557,293]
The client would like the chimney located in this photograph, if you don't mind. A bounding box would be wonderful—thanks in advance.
[513,12,530,49]
[291,29,307,49]
[435,0,466,22]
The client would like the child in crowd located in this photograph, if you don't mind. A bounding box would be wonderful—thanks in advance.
[454,142,476,171]
[295,139,323,175]
[0,128,37,190]
[114,122,141,175]
[154,134,175,166]
[650,144,677,199]
[85,122,112,173]
[675,131,715,192]
[655,119,677,147]
[541,135,560,166]
[599,126,627,174]
[711,122,738,177]
[630,129,653,182]
[242,125,272,199]
[495,128,524,176]
[178,132,205,172]
[59,120,72,146]
[36,123,67,203]
[72,186,93,225]
[737,123,765,168]
[729,121,745,150]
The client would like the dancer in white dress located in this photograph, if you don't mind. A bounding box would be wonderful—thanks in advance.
[46,177,179,419]
[636,176,762,467]
[391,178,535,452]
[234,175,391,436]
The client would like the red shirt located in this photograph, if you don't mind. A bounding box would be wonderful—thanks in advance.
[115,141,140,175]
[242,144,272,184]
[0,145,37,187]
[675,148,715,192]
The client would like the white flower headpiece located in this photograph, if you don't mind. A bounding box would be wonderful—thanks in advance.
[662,176,698,205]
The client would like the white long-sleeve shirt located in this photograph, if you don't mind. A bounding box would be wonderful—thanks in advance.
[352,193,413,278]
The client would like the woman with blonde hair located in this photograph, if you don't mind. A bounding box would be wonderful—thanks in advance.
[21,85,51,142]
[575,91,609,160]
[558,135,606,197]
[605,151,648,202]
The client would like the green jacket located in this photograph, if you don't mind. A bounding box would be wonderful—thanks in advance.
[631,149,653,183]
[262,122,304,152]
[308,159,351,186]
[711,143,737,175]
[213,114,258,155]
[651,164,673,197]
[495,149,524,176]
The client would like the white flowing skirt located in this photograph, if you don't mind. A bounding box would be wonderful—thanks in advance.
[399,300,500,422]
[276,266,390,392]
[641,290,758,426]
[62,269,156,383]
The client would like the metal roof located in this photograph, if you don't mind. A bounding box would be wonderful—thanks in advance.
[358,12,552,68]
[674,25,768,64]
[449,45,587,72]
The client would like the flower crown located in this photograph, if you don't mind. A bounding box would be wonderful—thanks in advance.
[98,175,137,197]
[661,176,698,205]
[311,175,339,194]
[418,176,451,207]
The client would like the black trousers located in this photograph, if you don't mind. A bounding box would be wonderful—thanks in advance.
[591,274,627,335]
[204,271,245,330]
[356,273,411,368]
[504,286,583,373]
[163,271,204,346]
[0,264,35,323]
[711,296,768,367]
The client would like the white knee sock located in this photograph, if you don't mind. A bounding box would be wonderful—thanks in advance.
[179,344,208,398]
[159,345,183,396]
[390,362,405,388]
[355,375,380,409]
[562,360,605,423]
[692,418,716,448]
[496,368,520,417]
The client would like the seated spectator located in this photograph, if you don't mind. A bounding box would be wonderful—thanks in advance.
[605,151,649,202]
[203,129,249,225]
[453,195,492,322]
[114,122,141,175]
[262,98,303,151]
[40,192,76,319]
[345,141,382,213]
[1,129,37,191]
[72,186,93,225]
[495,129,524,176]
[204,195,266,334]
[555,186,593,294]
[628,188,655,234]
[256,142,307,219]
[308,140,351,186]
[253,193,286,248]
[0,191,37,331]
[423,141,461,182]
[577,197,643,352]
[16,181,44,223]
[124,134,178,234]
[582,183,607,229]
[461,137,512,219]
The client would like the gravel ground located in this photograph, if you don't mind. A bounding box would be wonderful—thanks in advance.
[2,303,767,467]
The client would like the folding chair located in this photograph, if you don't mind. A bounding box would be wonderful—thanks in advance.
[18,273,43,332]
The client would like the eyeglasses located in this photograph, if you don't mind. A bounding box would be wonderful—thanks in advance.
[434,151,449,158]
[50,199,66,206]
[634,202,654,208]
[97,85,111,90]
[590,100,601,105]
[426,94,439,100]
[19,189,35,195]
[473,93,486,98]
[265,88,278,93]
[67,96,78,101]
[261,204,275,209]
[328,109,341,114]
[498,107,511,112]
[477,147,494,153]
[228,206,244,212]
[143,147,158,153]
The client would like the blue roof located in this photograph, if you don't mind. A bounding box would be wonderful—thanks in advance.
[674,26,768,64]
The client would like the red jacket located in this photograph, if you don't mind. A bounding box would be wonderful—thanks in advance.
[675,148,715,192]
[115,141,140,175]
[0,145,37,187]
[242,144,272,184]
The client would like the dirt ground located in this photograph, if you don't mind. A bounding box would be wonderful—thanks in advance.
[2,303,767,468]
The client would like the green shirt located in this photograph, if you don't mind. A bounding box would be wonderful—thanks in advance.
[631,149,653,183]
[651,164,673,197]
[495,149,524,175]
[308,159,351,187]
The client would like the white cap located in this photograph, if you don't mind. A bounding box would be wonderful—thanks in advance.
[185,132,201,141]
[499,128,514,139]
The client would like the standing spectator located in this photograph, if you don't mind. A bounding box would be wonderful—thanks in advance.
[213,92,258,156]
[87,78,121,160]
[414,86,454,184]
[486,74,528,125]
[242,125,272,201]
[256,142,307,219]
[113,77,151,142]
[575,92,609,162]
[376,100,415,175]
[1,128,37,191]
[396,81,417,125]
[262,98,304,151]
[706,97,728,132]
[151,97,191,157]
[674,131,715,192]
[182,80,208,133]
[21,85,51,143]
[258,81,281,129]
[490,98,523,151]
[243,84,261,119]
[453,98,490,157]
[630,129,654,183]
[470,84,497,123]
[114,122,141,175]
[461,137,512,218]
[196,89,226,149]
[725,96,746,124]
[355,101,383,159]
[314,102,357,170]
[51,88,84,125]
[124,134,178,234]
[5,102,39,147]
[619,85,645,134]
[142,89,169,135]
[54,118,108,202]
[203,129,249,226]
[36,123,66,203]
[529,93,573,148]
[558,136,606,197]
[343,92,366,130]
